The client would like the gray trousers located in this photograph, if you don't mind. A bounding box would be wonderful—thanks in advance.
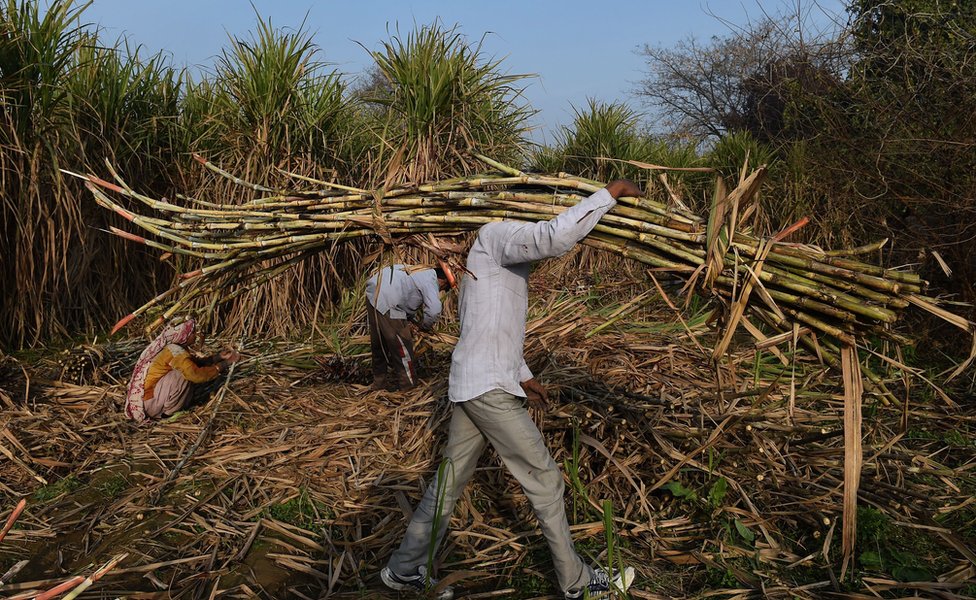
[387,389,593,593]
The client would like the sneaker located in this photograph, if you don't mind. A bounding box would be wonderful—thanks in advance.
[380,565,454,599]
[565,566,635,599]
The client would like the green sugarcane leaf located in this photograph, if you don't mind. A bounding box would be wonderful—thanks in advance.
[734,518,754,542]
[664,480,697,500]
[891,565,933,582]
[708,477,728,507]
[859,551,883,569]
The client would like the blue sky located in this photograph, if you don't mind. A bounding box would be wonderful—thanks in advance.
[76,0,848,143]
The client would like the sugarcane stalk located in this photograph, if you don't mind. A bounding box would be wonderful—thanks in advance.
[763,262,908,308]
[108,226,210,258]
[0,499,26,544]
[751,269,898,323]
[595,225,707,266]
[824,238,888,257]
[768,243,922,286]
[274,168,368,194]
[34,576,87,600]
[586,235,694,271]
[75,158,968,345]
[193,153,276,193]
[717,288,855,344]
[733,238,923,294]
[715,276,857,323]
[59,553,127,600]
[472,152,524,177]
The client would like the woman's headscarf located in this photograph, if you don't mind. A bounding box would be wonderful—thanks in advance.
[124,319,196,423]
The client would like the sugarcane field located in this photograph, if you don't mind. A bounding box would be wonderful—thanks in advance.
[3,1,976,599]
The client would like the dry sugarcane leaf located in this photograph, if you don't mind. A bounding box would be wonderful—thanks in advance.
[840,344,863,579]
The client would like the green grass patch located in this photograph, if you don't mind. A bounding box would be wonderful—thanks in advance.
[705,564,740,588]
[267,488,331,530]
[854,506,944,583]
[943,428,974,448]
[97,473,130,499]
[32,475,81,502]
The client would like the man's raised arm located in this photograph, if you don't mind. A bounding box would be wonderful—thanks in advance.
[495,179,643,266]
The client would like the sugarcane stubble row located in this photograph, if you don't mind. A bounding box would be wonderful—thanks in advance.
[71,154,970,353]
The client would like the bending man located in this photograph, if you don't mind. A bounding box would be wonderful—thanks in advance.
[365,264,451,391]
[381,179,643,599]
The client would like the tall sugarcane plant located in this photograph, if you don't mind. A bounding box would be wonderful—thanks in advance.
[71,153,974,368]
[0,5,548,348]
[0,0,181,347]
[365,22,534,183]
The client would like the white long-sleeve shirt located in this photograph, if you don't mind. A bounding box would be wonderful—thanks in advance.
[448,188,617,403]
[365,265,442,330]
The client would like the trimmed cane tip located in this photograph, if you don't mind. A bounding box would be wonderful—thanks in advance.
[0,498,27,542]
[109,226,145,244]
[111,313,136,335]
[87,174,126,194]
[438,259,457,289]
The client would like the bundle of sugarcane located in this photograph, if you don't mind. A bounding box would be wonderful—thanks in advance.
[68,155,972,358]
[52,340,145,385]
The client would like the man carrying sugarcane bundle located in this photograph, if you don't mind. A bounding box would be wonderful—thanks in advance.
[365,263,454,391]
[381,179,643,599]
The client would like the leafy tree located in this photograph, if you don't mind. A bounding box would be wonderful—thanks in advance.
[636,0,976,342]
[635,10,844,144]
[838,0,976,299]
[841,0,976,202]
